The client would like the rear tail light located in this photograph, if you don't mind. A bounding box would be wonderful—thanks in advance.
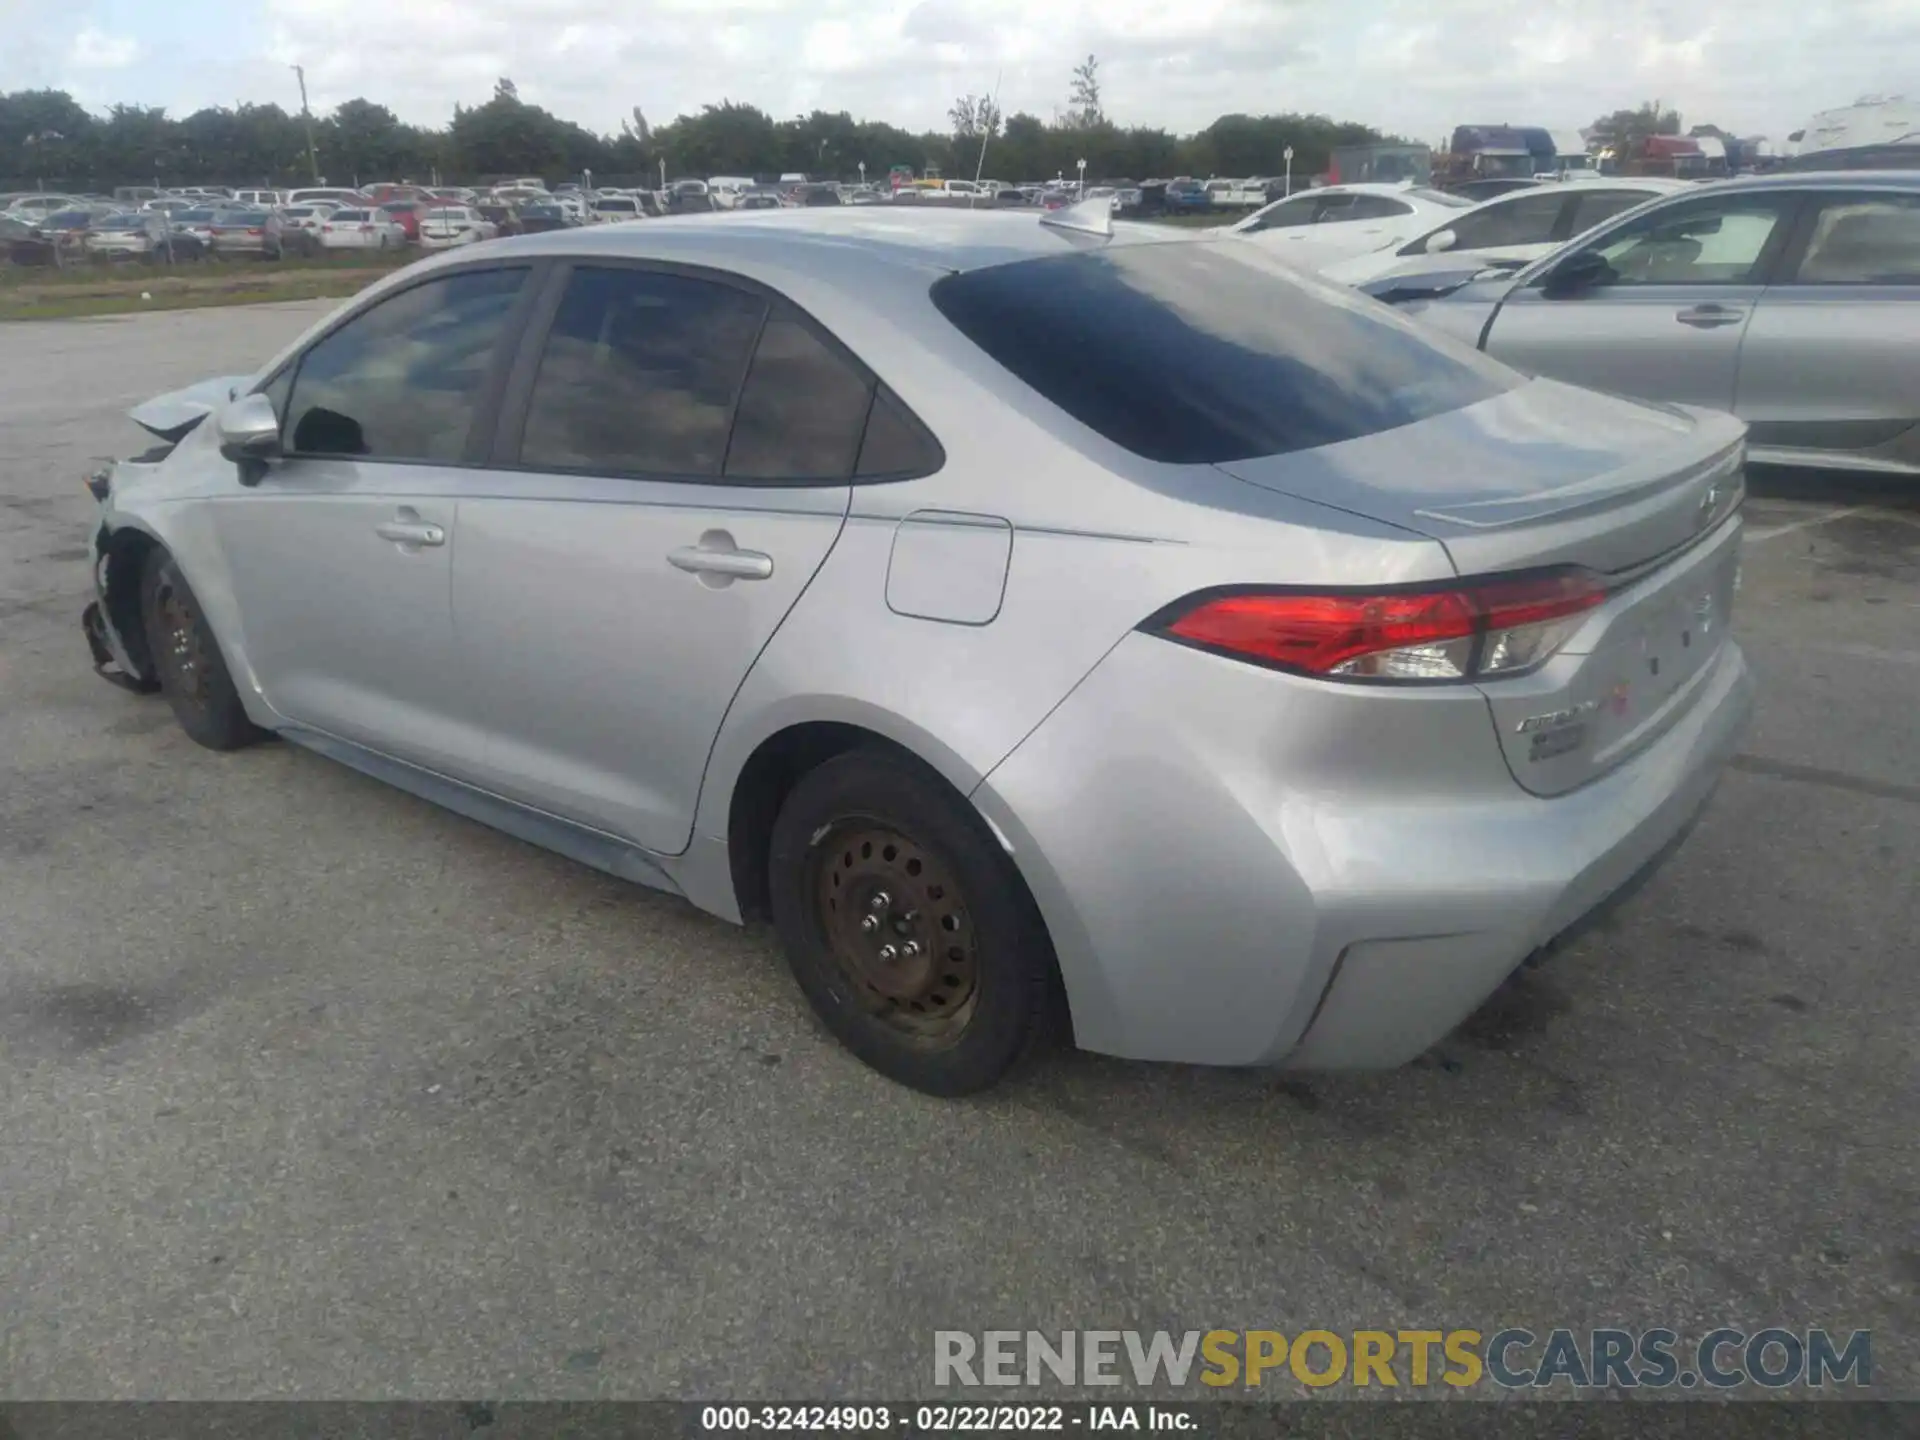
[245,227,262,236]
[1146,569,1609,684]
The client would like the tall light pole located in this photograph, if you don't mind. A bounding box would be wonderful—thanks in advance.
[291,65,320,182]
[1076,157,1086,193]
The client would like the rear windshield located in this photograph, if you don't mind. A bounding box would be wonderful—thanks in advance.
[331,210,369,222]
[929,241,1517,464]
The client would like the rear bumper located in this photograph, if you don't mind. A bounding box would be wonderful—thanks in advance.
[973,630,1754,1069]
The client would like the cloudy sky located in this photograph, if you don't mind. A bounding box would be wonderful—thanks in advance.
[3,0,1913,143]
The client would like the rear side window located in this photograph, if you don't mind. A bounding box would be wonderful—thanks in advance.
[724,309,874,481]
[1438,190,1568,250]
[517,267,767,477]
[930,243,1517,464]
[1792,194,1920,284]
[284,267,527,461]
[1566,189,1661,236]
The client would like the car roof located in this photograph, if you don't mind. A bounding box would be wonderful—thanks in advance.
[469,207,1194,277]
[1695,169,1920,195]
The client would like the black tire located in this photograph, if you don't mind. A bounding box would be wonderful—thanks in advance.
[768,748,1057,1096]
[139,549,265,751]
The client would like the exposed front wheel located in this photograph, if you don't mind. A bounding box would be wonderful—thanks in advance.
[768,750,1058,1095]
[139,550,266,751]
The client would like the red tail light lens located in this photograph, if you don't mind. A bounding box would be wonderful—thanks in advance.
[1149,570,1608,683]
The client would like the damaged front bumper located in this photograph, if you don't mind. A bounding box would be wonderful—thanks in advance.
[80,474,157,694]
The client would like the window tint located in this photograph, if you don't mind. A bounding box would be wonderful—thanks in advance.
[930,243,1517,465]
[1340,194,1413,221]
[1574,196,1790,286]
[1793,195,1920,284]
[1310,195,1355,223]
[518,266,766,477]
[1439,191,1568,250]
[856,386,944,478]
[1566,189,1660,236]
[724,310,874,481]
[1245,196,1320,232]
[284,268,526,460]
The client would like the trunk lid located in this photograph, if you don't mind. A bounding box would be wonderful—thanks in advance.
[1213,378,1746,578]
[1215,379,1748,795]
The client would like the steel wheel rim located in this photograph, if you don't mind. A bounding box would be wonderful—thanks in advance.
[154,578,212,710]
[810,822,979,1047]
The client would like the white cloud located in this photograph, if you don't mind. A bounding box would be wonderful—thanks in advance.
[1,0,1914,146]
[69,25,139,70]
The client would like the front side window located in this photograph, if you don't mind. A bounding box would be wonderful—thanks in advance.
[1792,194,1920,284]
[1427,191,1569,252]
[1243,195,1320,232]
[517,267,766,477]
[1340,195,1414,222]
[1569,195,1793,286]
[1565,189,1664,236]
[931,242,1516,464]
[283,267,527,461]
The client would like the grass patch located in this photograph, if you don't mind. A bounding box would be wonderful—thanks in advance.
[0,252,414,320]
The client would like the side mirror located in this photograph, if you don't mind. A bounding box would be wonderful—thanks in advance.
[218,392,283,464]
[1426,228,1458,253]
[1542,249,1612,297]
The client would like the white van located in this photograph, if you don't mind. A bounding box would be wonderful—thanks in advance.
[707,176,754,209]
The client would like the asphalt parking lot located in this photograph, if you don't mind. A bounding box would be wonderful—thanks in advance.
[2,301,1916,1402]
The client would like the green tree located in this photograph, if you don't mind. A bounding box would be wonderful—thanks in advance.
[1067,55,1103,129]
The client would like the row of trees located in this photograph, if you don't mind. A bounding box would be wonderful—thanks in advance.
[1,62,1393,193]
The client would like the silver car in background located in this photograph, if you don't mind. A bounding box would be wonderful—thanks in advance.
[1395,171,1920,475]
[79,209,1753,1095]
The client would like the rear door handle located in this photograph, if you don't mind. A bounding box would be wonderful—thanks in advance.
[375,519,445,546]
[669,541,774,582]
[1675,304,1746,328]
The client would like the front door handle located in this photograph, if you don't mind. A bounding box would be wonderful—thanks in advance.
[669,547,774,580]
[375,517,445,546]
[1675,303,1745,328]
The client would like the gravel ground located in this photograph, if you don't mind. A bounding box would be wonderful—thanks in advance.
[1,301,1915,1405]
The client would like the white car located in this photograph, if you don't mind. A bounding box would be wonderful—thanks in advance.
[1229,183,1475,267]
[279,202,342,237]
[587,194,647,224]
[417,205,500,248]
[316,208,405,250]
[233,189,284,208]
[1320,179,1693,287]
[287,188,366,209]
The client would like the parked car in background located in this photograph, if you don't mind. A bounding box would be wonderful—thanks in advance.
[474,202,522,235]
[142,196,197,216]
[173,205,244,247]
[418,205,500,248]
[1322,179,1690,287]
[207,209,292,260]
[279,202,342,239]
[83,212,204,262]
[1163,177,1213,214]
[5,193,87,219]
[317,208,405,250]
[515,202,577,233]
[288,188,367,209]
[707,177,754,209]
[588,194,646,224]
[736,191,784,211]
[377,200,429,243]
[1230,183,1474,266]
[793,183,845,207]
[83,209,1753,1097]
[1390,171,1920,475]
[233,189,284,208]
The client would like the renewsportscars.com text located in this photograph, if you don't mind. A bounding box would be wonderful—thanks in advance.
[934,1328,1872,1391]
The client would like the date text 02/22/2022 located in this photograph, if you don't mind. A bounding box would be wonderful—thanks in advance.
[699,1405,1193,1432]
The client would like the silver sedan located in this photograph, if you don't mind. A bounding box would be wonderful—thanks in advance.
[1393,171,1920,476]
[80,209,1753,1094]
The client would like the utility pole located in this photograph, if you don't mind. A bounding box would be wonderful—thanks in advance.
[291,64,320,182]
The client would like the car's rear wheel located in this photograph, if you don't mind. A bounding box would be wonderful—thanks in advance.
[767,749,1057,1096]
[139,550,265,752]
